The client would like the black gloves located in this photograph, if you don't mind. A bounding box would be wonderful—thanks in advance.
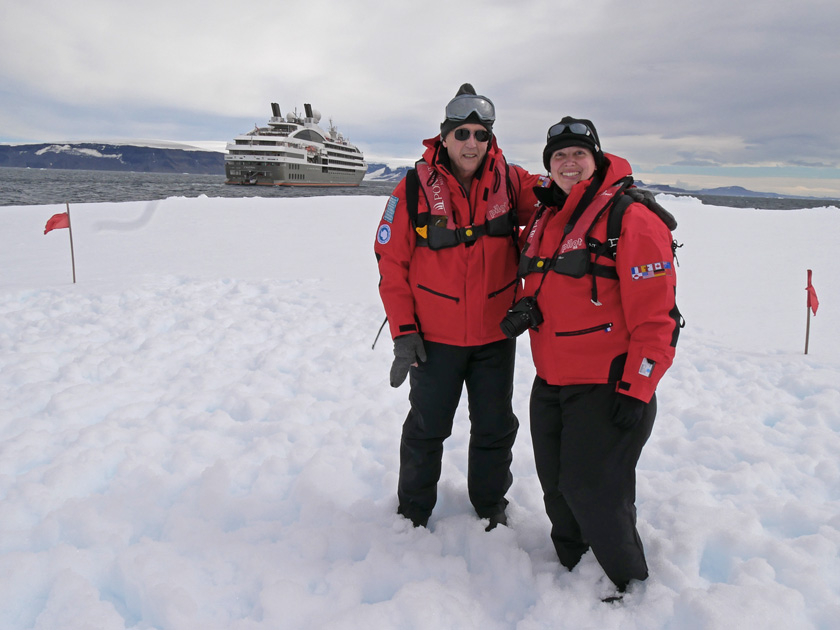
[611,394,648,430]
[390,333,427,387]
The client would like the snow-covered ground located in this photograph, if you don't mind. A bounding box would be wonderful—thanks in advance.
[1,194,838,629]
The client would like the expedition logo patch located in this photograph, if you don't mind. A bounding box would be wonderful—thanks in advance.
[377,224,391,244]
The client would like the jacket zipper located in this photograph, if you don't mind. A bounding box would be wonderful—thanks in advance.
[417,284,460,303]
[488,278,518,299]
[554,322,613,337]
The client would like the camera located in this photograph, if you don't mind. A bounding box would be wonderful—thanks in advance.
[499,296,543,339]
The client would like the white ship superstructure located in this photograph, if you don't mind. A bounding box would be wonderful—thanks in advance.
[225,103,366,186]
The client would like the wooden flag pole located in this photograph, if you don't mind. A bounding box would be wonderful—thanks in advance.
[66,202,77,283]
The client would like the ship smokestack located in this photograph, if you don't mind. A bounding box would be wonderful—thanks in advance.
[304,103,313,119]
[271,103,281,118]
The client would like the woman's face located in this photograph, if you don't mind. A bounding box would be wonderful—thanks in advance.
[549,146,596,193]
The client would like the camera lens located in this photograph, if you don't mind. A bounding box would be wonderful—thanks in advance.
[500,311,530,339]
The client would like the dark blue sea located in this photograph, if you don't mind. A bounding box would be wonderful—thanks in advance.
[0,167,398,207]
[1,166,837,210]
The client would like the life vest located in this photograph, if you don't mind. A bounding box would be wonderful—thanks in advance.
[408,159,516,250]
[519,178,632,281]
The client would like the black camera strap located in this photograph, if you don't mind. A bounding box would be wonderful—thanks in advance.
[509,213,564,309]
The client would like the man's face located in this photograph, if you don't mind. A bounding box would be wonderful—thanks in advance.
[442,123,490,183]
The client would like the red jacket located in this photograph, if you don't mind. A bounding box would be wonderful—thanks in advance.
[375,136,543,346]
[521,154,680,402]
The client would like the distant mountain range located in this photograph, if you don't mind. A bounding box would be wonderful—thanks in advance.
[1,142,836,203]
[0,142,225,175]
[364,163,411,183]
[364,163,838,202]
[632,182,789,199]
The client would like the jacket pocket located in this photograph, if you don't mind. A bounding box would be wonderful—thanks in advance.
[417,283,460,303]
[488,278,518,299]
[554,323,613,337]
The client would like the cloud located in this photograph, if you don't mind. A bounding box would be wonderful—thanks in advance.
[2,0,839,194]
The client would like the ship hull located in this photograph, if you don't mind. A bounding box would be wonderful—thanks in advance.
[225,159,364,186]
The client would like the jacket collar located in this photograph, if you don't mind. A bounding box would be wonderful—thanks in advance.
[533,153,632,208]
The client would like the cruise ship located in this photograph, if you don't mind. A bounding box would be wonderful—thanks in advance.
[224,103,367,186]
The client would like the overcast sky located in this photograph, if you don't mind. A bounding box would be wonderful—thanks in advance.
[2,0,839,196]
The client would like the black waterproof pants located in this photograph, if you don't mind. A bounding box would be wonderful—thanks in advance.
[529,378,656,588]
[397,338,518,526]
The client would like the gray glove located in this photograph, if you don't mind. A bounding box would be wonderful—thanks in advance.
[390,333,427,387]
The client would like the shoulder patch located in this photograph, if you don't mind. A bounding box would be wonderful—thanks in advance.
[383,195,398,223]
[631,261,673,280]
[537,175,552,188]
[377,223,391,245]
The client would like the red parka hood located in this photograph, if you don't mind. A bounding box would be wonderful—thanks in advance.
[571,153,633,198]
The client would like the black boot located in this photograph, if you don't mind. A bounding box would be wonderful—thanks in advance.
[398,505,429,528]
[601,582,627,604]
[484,509,508,532]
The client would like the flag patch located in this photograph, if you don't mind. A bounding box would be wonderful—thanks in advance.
[631,261,672,280]
[383,196,398,223]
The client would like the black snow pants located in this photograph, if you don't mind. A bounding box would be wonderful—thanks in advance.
[529,377,656,588]
[397,338,518,527]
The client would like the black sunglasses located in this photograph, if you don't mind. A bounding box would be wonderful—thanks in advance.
[453,128,491,142]
[547,122,594,140]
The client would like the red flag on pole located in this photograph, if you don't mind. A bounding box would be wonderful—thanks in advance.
[44,212,70,234]
[806,269,819,315]
[44,204,77,283]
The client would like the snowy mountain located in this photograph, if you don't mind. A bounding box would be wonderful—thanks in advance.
[0,142,411,182]
[637,182,786,198]
[0,142,226,174]
[364,162,411,182]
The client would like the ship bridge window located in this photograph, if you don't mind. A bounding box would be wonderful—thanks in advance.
[292,129,326,143]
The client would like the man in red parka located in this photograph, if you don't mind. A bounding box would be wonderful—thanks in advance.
[518,116,681,599]
[374,84,544,530]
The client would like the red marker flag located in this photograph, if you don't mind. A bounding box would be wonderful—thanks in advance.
[44,212,70,234]
[44,204,77,283]
[806,269,819,315]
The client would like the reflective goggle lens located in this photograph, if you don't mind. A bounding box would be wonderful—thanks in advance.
[445,95,496,123]
[547,122,594,140]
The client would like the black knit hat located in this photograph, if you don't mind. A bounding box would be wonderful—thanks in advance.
[440,83,495,139]
[542,116,604,170]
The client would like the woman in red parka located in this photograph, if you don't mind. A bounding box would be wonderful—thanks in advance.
[519,117,681,598]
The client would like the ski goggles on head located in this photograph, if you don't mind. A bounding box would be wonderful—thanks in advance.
[453,128,491,142]
[444,94,496,123]
[547,121,595,140]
